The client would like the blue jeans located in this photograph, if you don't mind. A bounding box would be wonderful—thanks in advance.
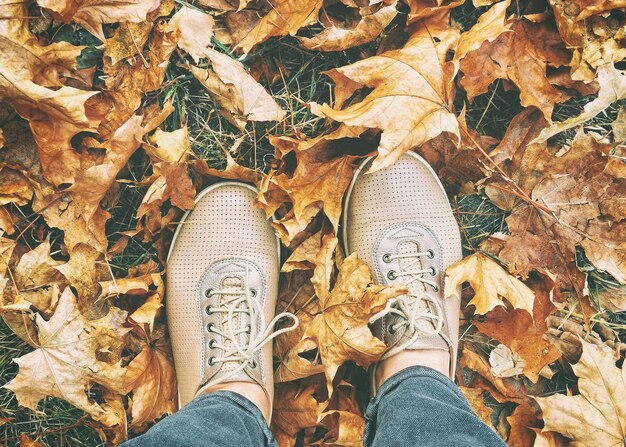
[123,366,506,446]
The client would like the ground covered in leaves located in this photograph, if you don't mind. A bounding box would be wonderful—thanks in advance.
[0,0,625,446]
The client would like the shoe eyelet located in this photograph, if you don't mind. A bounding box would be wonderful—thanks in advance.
[389,324,397,334]
[427,249,435,259]
[249,359,257,368]
[245,324,251,334]
[207,323,214,333]
[208,356,216,366]
[429,267,436,276]
[387,270,397,280]
[250,289,257,297]
[205,305,212,315]
[382,254,392,263]
[205,288,212,298]
[432,284,439,292]
[208,339,216,348]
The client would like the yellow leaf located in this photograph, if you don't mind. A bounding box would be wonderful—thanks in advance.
[536,341,626,446]
[445,253,534,315]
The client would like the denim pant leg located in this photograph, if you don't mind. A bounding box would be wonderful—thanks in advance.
[364,366,507,447]
[121,391,277,447]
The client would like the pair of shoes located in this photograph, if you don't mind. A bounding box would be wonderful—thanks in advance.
[166,152,462,412]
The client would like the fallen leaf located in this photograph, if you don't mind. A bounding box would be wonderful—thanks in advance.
[299,3,397,51]
[272,382,320,447]
[3,288,129,426]
[507,402,541,447]
[489,344,525,378]
[146,126,191,164]
[36,0,159,42]
[19,434,45,447]
[445,253,535,315]
[475,276,561,382]
[459,386,495,430]
[532,64,626,143]
[459,18,570,120]
[536,341,626,446]
[291,253,406,393]
[123,326,177,426]
[311,26,459,172]
[233,0,324,54]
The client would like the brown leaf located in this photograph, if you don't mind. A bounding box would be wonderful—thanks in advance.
[3,288,129,426]
[145,126,191,164]
[532,64,626,143]
[272,382,320,447]
[292,253,406,393]
[299,3,397,52]
[548,0,626,81]
[460,18,570,120]
[19,434,45,447]
[259,126,366,244]
[123,327,177,426]
[36,0,159,42]
[536,341,626,446]
[233,0,324,54]
[507,402,541,447]
[407,0,465,24]
[475,276,561,382]
[445,253,535,315]
[459,386,495,430]
[311,26,459,172]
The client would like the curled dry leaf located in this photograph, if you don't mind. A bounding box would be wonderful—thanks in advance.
[532,64,626,143]
[291,253,407,394]
[272,382,320,447]
[3,288,129,427]
[445,253,535,315]
[536,341,626,447]
[36,0,159,41]
[123,326,177,426]
[311,26,459,172]
[233,0,324,54]
[299,3,398,52]
[548,0,626,81]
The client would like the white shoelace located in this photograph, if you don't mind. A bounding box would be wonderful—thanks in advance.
[369,251,444,351]
[201,283,298,391]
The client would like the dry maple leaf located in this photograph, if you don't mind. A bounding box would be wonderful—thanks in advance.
[407,0,464,24]
[3,288,129,426]
[299,2,397,52]
[536,341,626,446]
[445,253,535,315]
[459,17,572,121]
[311,25,459,172]
[475,276,561,382]
[291,253,406,394]
[36,0,159,42]
[259,126,367,244]
[233,0,324,54]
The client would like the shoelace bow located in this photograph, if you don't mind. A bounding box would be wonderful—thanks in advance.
[202,279,298,390]
[369,250,444,351]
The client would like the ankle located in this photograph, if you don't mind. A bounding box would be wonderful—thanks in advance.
[375,350,450,389]
[197,381,272,422]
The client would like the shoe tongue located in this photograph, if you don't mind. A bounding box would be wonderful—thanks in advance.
[396,240,437,334]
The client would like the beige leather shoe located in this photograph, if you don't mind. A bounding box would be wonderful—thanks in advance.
[342,152,462,381]
[166,182,297,410]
